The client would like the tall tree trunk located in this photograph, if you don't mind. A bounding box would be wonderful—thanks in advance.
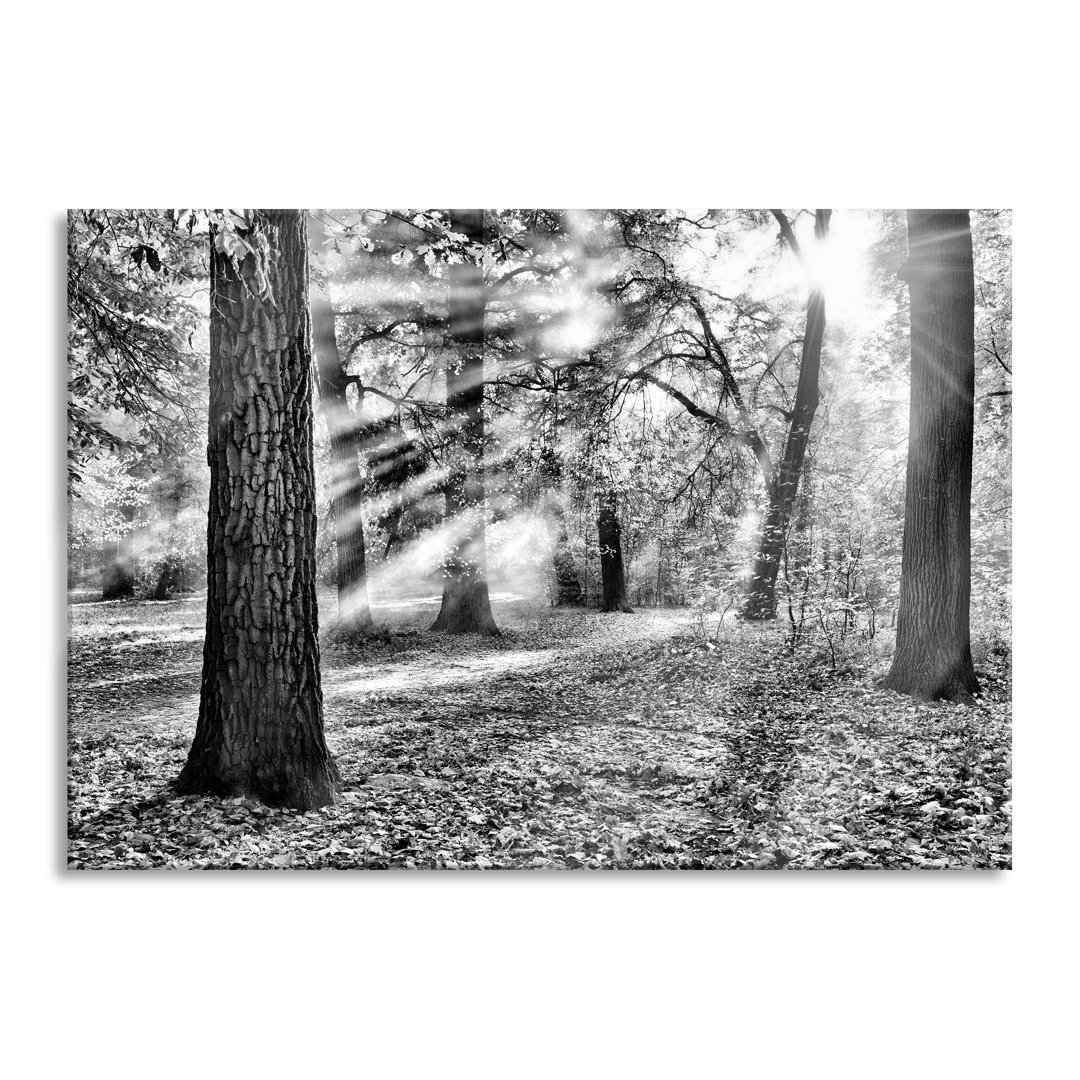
[309,216,373,633]
[598,489,633,613]
[431,209,499,635]
[744,209,831,619]
[176,209,338,810]
[102,504,136,599]
[547,496,582,605]
[883,209,979,703]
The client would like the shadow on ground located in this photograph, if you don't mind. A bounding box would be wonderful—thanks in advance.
[67,591,1012,869]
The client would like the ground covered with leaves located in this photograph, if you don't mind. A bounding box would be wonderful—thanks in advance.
[67,593,1011,870]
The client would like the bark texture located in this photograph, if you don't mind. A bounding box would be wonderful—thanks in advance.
[309,216,373,633]
[431,209,499,635]
[597,489,633,613]
[176,209,338,809]
[883,209,979,703]
[744,209,831,619]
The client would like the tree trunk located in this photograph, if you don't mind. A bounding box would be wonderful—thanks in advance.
[176,209,338,810]
[102,504,136,599]
[655,539,664,606]
[883,209,979,703]
[743,501,785,619]
[744,209,831,619]
[368,418,429,554]
[597,489,633,613]
[309,216,373,633]
[152,556,186,601]
[547,496,582,605]
[431,209,499,635]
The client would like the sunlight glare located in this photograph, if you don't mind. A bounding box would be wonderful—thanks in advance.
[799,210,876,325]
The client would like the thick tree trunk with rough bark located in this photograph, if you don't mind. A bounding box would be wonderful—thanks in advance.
[431,209,499,635]
[744,209,831,619]
[309,217,373,633]
[102,504,137,599]
[598,489,633,613]
[883,209,979,703]
[176,209,338,810]
[547,496,583,605]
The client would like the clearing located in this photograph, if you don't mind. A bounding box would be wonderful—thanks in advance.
[67,592,1012,869]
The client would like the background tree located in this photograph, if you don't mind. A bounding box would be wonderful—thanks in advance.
[68,208,1009,677]
[309,213,373,633]
[67,209,205,495]
[883,209,980,702]
[591,209,834,619]
[597,487,633,612]
[68,416,209,601]
[743,209,832,619]
[176,209,338,809]
[970,209,1012,634]
[431,209,500,635]
[545,491,583,605]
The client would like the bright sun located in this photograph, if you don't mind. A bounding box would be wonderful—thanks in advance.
[691,210,879,333]
[796,210,876,325]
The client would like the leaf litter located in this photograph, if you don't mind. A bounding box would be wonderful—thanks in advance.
[67,595,1011,870]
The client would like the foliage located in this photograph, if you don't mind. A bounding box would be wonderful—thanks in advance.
[67,210,207,494]
[67,208,1012,866]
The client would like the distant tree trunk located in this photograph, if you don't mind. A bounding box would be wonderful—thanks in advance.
[883,209,979,703]
[597,489,633,613]
[367,419,429,555]
[547,496,582,605]
[655,539,664,606]
[431,209,499,635]
[102,504,136,599]
[176,209,338,810]
[309,216,373,633]
[152,556,185,601]
[744,209,831,619]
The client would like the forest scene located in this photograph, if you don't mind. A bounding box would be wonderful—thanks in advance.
[66,207,1012,871]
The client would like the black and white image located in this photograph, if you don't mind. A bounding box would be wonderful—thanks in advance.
[66,208,1012,870]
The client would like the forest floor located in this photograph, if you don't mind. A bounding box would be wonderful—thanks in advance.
[67,592,1012,870]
